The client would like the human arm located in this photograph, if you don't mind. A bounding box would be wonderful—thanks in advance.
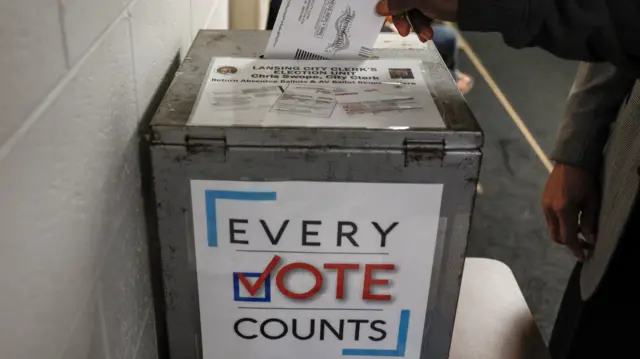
[376,0,640,77]
[552,62,635,171]
[542,62,635,260]
[458,0,640,75]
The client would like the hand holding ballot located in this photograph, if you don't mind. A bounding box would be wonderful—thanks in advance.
[376,0,458,40]
[189,1,443,130]
[263,0,446,59]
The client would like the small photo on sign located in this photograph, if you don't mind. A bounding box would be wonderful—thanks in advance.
[216,66,239,75]
[389,68,415,79]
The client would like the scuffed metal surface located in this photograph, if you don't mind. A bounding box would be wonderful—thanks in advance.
[151,143,481,359]
[149,30,484,359]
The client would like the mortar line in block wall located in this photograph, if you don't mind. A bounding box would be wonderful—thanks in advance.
[56,0,71,69]
[98,284,113,359]
[0,0,142,165]
[52,151,142,359]
[127,7,141,118]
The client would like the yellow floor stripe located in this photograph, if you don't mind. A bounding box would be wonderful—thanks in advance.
[446,24,554,173]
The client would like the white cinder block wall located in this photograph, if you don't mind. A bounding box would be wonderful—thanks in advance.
[0,1,228,358]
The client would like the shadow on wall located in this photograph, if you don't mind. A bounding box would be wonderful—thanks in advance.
[138,52,181,359]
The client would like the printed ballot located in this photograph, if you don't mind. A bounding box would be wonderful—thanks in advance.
[188,57,445,129]
[264,0,386,60]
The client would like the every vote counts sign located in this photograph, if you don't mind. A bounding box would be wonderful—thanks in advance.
[191,180,444,359]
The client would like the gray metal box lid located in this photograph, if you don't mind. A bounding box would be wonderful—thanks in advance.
[150,30,483,150]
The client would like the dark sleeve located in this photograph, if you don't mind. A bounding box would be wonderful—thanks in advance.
[551,62,635,172]
[457,0,640,77]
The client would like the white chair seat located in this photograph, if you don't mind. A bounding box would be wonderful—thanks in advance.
[450,258,551,359]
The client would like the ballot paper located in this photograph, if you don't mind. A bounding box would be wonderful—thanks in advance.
[264,0,386,60]
[188,57,445,129]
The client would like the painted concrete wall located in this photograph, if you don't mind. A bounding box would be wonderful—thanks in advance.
[0,0,229,358]
[230,0,269,29]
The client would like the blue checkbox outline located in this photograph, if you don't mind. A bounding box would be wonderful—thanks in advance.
[204,190,277,247]
[342,310,411,357]
[233,272,271,302]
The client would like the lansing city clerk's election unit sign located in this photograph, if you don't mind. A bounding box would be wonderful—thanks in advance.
[191,180,444,359]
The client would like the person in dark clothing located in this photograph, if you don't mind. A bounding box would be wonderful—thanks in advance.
[375,0,639,76]
[376,0,640,357]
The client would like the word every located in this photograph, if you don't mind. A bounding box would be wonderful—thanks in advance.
[229,219,399,247]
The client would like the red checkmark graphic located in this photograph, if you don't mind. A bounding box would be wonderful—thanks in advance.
[237,255,281,296]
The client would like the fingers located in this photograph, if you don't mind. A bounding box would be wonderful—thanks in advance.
[406,9,434,41]
[558,208,586,262]
[544,205,585,261]
[542,190,585,261]
[376,0,416,16]
[543,207,561,245]
[377,0,434,42]
[542,164,599,262]
[390,11,433,41]
[391,14,411,36]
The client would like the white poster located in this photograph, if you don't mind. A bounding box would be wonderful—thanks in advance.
[188,57,445,129]
[191,180,444,359]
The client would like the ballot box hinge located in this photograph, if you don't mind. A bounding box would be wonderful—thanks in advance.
[403,139,445,166]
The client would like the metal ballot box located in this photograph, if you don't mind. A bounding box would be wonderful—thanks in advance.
[149,30,483,359]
